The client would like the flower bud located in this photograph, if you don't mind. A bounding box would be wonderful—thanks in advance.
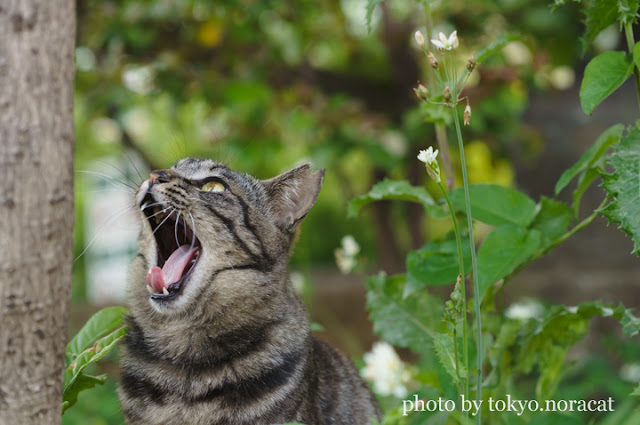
[466,58,476,73]
[427,52,439,69]
[413,84,428,101]
[464,104,471,126]
[443,86,451,102]
[414,31,425,49]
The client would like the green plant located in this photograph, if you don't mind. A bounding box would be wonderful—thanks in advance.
[353,1,640,424]
[62,307,128,414]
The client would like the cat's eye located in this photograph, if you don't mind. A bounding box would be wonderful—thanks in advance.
[201,181,228,193]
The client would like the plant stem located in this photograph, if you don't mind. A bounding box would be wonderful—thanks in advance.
[624,22,640,109]
[452,105,482,425]
[439,180,469,400]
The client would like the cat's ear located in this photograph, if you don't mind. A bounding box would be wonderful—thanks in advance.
[263,163,324,231]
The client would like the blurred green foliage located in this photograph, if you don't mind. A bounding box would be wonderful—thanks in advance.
[68,0,631,423]
[74,0,590,278]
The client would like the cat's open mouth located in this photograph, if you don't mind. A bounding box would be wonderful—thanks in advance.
[141,195,201,301]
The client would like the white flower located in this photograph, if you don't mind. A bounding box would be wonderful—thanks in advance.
[505,299,544,320]
[341,235,360,257]
[334,235,360,274]
[431,31,458,51]
[414,30,425,48]
[417,146,439,165]
[361,342,411,398]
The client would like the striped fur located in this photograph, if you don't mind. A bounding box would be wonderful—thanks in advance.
[119,159,381,425]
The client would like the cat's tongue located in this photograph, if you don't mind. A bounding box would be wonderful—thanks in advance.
[146,245,198,294]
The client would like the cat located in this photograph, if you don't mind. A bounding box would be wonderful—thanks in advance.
[118,158,382,425]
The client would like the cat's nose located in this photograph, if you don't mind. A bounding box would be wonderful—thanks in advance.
[149,170,171,185]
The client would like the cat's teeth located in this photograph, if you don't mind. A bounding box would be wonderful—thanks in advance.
[146,285,154,295]
[141,202,148,211]
[162,287,169,296]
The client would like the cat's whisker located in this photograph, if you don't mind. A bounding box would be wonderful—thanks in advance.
[79,188,135,195]
[123,151,146,182]
[141,201,166,213]
[96,159,142,188]
[182,214,188,245]
[74,204,136,263]
[75,169,137,192]
[152,208,176,236]
[174,211,181,248]
[188,212,197,251]
[146,206,172,221]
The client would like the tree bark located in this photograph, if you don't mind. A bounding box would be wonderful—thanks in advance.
[0,1,75,424]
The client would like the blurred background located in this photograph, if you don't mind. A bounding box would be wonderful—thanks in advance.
[68,0,639,423]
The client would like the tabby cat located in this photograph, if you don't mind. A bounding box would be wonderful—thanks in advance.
[118,158,382,425]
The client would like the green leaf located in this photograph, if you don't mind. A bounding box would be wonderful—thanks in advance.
[63,326,128,401]
[530,197,573,252]
[366,273,443,353]
[555,123,623,195]
[405,236,471,295]
[580,51,633,115]
[449,184,537,228]
[475,33,521,63]
[631,383,640,396]
[477,225,542,298]
[635,40,640,71]
[433,333,466,384]
[600,126,640,254]
[619,0,640,26]
[66,306,128,360]
[61,374,107,414]
[365,0,383,34]
[348,179,446,219]
[517,301,636,399]
[583,0,618,50]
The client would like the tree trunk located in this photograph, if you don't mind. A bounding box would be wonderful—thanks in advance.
[0,1,75,424]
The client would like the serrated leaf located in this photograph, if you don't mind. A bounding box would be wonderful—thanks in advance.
[619,0,640,26]
[600,126,640,254]
[580,51,633,115]
[582,0,618,50]
[348,179,446,219]
[405,236,471,296]
[530,197,573,251]
[555,123,624,194]
[517,301,637,399]
[66,306,128,359]
[366,273,443,353]
[433,333,466,384]
[477,225,541,298]
[449,184,537,228]
[365,0,383,34]
[475,33,521,63]
[61,374,107,414]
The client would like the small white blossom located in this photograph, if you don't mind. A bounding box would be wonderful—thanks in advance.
[505,299,544,321]
[361,342,412,398]
[341,235,360,257]
[414,30,425,48]
[334,235,360,274]
[417,147,439,165]
[431,31,459,51]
